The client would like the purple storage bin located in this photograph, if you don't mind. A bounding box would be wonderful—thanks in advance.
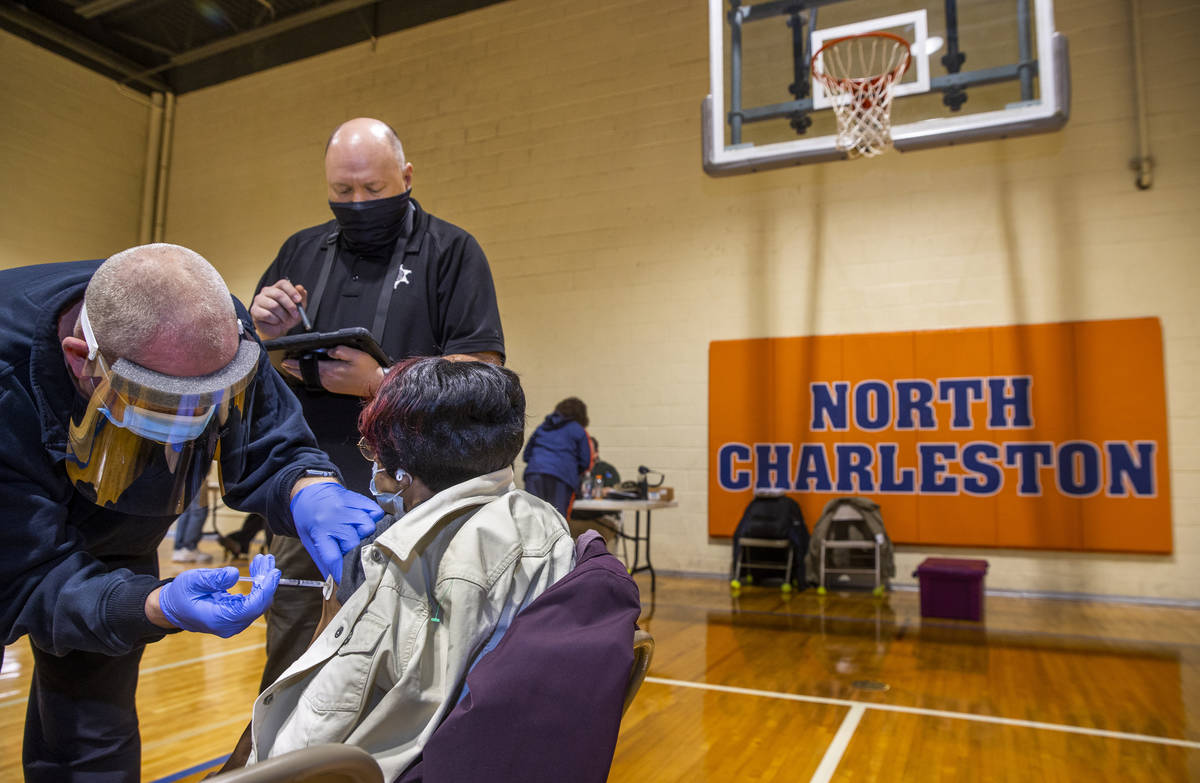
[913,558,989,621]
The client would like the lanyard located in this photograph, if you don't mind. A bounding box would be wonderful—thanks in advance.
[305,204,417,343]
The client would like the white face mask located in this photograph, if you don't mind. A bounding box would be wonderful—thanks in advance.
[100,402,215,445]
[369,462,411,516]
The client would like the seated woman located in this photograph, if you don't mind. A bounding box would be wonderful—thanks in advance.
[247,358,577,779]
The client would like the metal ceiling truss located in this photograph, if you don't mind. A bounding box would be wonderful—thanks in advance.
[0,0,509,94]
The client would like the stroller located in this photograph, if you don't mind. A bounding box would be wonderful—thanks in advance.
[729,493,809,593]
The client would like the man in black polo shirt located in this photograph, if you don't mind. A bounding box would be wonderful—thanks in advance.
[249,117,505,687]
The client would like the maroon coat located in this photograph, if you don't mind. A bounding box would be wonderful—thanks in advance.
[397,531,642,783]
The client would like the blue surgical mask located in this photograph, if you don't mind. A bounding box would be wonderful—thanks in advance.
[99,403,215,446]
[369,462,410,516]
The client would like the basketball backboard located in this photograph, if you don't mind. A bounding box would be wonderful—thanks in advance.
[703,0,1070,175]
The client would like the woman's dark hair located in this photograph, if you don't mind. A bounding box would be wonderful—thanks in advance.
[553,396,588,428]
[358,358,526,492]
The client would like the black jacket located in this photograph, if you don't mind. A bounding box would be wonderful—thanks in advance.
[0,260,336,658]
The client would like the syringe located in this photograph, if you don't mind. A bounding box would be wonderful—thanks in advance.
[238,576,324,589]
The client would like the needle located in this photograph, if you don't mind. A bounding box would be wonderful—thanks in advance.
[238,576,324,589]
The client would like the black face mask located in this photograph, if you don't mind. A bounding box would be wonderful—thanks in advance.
[329,190,411,255]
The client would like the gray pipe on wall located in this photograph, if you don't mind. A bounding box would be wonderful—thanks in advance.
[1129,0,1153,190]
[152,91,176,242]
[138,92,164,244]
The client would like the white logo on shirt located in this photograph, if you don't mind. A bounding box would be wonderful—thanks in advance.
[394,263,413,289]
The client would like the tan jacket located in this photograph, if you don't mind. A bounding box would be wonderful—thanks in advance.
[249,467,576,780]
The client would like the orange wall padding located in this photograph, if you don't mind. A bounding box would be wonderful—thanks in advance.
[708,318,1171,553]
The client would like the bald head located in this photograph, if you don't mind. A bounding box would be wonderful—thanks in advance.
[84,243,239,376]
[325,117,413,203]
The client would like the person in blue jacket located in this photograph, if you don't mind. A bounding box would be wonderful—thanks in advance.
[522,397,594,517]
[0,243,384,782]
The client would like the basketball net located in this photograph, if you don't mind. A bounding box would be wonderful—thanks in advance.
[811,32,912,158]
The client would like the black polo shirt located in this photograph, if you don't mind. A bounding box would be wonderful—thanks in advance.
[257,198,505,491]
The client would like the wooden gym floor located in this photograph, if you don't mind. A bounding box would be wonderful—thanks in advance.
[2,537,1198,781]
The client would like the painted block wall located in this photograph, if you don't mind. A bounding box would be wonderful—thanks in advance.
[0,30,150,269]
[163,0,1200,599]
[3,0,1195,599]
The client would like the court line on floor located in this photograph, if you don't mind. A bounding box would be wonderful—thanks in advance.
[143,714,249,754]
[147,754,229,783]
[0,642,265,710]
[697,604,1200,652]
[140,642,264,676]
[645,676,1200,749]
[810,704,864,783]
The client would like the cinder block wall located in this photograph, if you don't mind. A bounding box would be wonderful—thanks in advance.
[167,0,1198,599]
[0,31,150,269]
[4,0,1196,599]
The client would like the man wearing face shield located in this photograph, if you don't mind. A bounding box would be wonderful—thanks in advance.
[0,243,384,782]
[249,118,505,689]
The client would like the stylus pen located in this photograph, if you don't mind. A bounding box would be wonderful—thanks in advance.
[238,576,325,589]
[296,302,313,331]
[282,278,313,331]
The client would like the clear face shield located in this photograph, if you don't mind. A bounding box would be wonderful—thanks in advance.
[65,304,260,516]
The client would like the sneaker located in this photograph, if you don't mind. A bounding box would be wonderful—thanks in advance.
[171,548,214,563]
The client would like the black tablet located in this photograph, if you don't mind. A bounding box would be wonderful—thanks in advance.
[262,327,391,367]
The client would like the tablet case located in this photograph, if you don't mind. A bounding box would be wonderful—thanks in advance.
[262,328,392,390]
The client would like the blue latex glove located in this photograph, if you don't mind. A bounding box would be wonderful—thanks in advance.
[159,554,280,638]
[291,482,384,583]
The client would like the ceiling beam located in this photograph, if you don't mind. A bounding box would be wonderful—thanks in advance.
[75,0,140,20]
[0,3,169,91]
[128,0,383,81]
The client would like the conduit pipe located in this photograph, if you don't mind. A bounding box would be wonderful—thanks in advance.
[138,92,164,244]
[1129,0,1153,190]
[152,92,176,242]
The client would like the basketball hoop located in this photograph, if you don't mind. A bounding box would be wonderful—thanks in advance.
[811,32,912,158]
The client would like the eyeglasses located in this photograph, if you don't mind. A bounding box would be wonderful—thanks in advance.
[357,437,377,463]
